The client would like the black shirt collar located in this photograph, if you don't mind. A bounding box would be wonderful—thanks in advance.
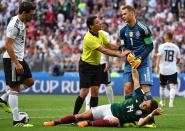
[89,30,99,37]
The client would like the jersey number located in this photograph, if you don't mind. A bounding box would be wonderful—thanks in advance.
[165,50,174,62]
[126,104,134,112]
[130,38,133,46]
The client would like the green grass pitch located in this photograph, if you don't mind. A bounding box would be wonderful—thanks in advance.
[0,95,185,131]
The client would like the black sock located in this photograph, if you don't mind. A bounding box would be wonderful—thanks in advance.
[73,96,84,114]
[90,96,98,108]
[0,98,7,104]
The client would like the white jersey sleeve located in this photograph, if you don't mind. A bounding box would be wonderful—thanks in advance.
[6,24,19,39]
[3,15,26,61]
[100,30,110,64]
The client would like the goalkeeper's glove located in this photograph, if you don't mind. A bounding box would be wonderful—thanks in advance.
[132,57,142,69]
[127,53,136,65]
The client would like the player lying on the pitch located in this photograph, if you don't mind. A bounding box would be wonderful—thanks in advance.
[43,69,162,127]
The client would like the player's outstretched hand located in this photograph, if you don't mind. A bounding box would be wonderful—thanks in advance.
[152,107,163,116]
[120,50,131,57]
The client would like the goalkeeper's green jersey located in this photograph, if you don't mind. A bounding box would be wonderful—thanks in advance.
[111,88,148,124]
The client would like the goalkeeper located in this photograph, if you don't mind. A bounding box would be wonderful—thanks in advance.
[119,5,154,101]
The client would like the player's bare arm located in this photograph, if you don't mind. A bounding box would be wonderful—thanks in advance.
[105,43,119,50]
[177,58,180,64]
[156,55,161,74]
[0,46,5,54]
[104,55,110,72]
[97,46,130,58]
[5,37,24,74]
[137,108,162,126]
[132,69,140,90]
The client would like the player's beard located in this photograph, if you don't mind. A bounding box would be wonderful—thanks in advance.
[122,17,127,23]
[24,15,32,23]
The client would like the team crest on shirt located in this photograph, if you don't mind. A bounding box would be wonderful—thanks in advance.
[136,31,140,38]
[135,110,142,115]
[129,32,133,37]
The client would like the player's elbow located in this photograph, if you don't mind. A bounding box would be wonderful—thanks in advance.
[5,38,13,49]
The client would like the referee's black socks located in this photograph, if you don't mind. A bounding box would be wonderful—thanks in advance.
[90,96,98,108]
[73,96,84,115]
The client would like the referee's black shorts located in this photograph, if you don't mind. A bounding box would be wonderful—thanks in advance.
[100,63,111,85]
[79,59,101,88]
[3,58,32,86]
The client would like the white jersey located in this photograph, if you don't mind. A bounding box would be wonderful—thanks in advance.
[100,31,110,64]
[3,15,26,61]
[157,42,181,75]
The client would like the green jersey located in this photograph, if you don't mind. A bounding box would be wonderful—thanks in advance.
[111,88,148,124]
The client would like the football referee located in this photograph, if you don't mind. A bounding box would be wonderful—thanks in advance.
[73,16,130,114]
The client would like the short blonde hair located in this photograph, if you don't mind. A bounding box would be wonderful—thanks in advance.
[121,5,135,13]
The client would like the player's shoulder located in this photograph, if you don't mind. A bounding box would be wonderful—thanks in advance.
[119,22,127,31]
[137,20,148,28]
[171,43,181,52]
[170,42,180,49]
[158,43,165,48]
[163,42,179,48]
[100,30,109,38]
[84,31,92,39]
[158,43,166,51]
[83,31,96,44]
[99,30,107,35]
[7,16,19,28]
[137,20,150,34]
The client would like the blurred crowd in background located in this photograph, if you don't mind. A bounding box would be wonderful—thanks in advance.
[0,0,184,74]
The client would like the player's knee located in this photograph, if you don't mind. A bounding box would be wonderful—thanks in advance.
[160,84,166,88]
[28,79,34,86]
[104,116,119,126]
[24,78,34,87]
[91,90,99,97]
[9,84,19,92]
[80,88,89,98]
[111,118,120,126]
[169,84,176,89]
[91,86,99,97]
[9,84,20,92]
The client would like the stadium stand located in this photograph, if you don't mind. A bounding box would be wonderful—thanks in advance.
[0,0,184,72]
